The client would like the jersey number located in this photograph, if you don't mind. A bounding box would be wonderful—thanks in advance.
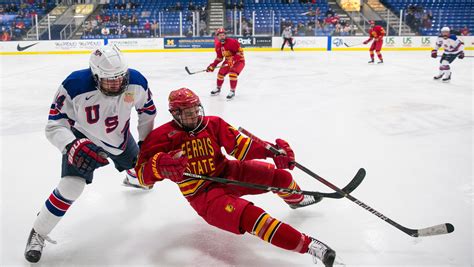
[85,105,119,133]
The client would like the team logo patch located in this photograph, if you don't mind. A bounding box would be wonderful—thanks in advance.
[225,204,235,213]
[124,92,134,103]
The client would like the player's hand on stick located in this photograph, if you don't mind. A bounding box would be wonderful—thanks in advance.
[272,139,295,170]
[206,64,215,72]
[226,58,234,68]
[152,150,188,181]
[363,40,369,45]
[66,138,109,175]
[458,51,464,59]
[431,50,438,58]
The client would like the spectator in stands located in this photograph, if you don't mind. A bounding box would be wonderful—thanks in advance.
[131,14,138,26]
[174,2,183,11]
[325,8,335,17]
[305,25,314,36]
[189,1,195,11]
[1,30,11,41]
[237,0,244,10]
[405,9,416,29]
[151,19,158,37]
[422,13,431,29]
[460,26,470,36]
[144,19,151,34]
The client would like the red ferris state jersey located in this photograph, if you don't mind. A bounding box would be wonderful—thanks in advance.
[214,37,245,63]
[369,25,385,40]
[135,116,268,198]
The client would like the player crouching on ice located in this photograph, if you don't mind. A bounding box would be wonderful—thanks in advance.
[207,28,245,100]
[24,44,157,263]
[431,27,465,82]
[135,88,336,266]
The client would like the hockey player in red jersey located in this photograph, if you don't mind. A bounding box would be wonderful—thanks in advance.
[206,28,245,100]
[363,20,385,64]
[135,88,336,266]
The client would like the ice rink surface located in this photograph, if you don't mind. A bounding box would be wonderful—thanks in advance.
[0,50,472,266]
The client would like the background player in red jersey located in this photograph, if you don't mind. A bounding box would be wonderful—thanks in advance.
[206,28,245,100]
[363,20,385,64]
[135,88,336,266]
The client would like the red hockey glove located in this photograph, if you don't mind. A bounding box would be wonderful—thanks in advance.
[431,50,437,58]
[66,138,109,175]
[226,58,234,68]
[363,40,370,45]
[458,51,465,59]
[151,150,188,182]
[272,139,295,170]
[206,64,216,72]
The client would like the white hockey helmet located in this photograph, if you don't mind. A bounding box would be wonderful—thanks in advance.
[441,27,450,33]
[89,44,129,96]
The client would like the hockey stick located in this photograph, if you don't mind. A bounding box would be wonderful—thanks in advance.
[238,127,455,237]
[436,55,474,58]
[343,42,364,47]
[185,65,224,75]
[183,170,363,199]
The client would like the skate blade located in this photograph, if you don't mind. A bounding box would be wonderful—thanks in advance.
[122,182,153,190]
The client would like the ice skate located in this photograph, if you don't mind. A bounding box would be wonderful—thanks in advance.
[307,237,336,267]
[226,90,235,100]
[442,73,451,82]
[123,169,153,190]
[289,194,322,209]
[433,74,443,80]
[368,59,374,64]
[210,87,221,96]
[377,59,384,64]
[24,228,55,263]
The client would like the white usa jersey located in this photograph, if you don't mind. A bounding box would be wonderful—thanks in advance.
[46,68,156,155]
[434,34,464,55]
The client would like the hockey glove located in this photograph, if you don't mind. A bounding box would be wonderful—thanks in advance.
[272,139,295,170]
[226,58,234,68]
[363,40,370,45]
[66,138,109,175]
[458,51,465,59]
[206,64,216,72]
[431,50,438,58]
[150,150,188,182]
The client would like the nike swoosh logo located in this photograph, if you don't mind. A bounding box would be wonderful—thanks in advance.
[85,95,95,100]
[16,42,39,51]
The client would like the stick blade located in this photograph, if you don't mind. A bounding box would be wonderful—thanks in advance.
[185,66,193,75]
[415,223,455,237]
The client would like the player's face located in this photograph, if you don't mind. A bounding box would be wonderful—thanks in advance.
[442,31,450,38]
[100,76,124,94]
[217,33,226,43]
[180,105,201,129]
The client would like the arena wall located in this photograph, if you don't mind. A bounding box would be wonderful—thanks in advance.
[1,36,472,55]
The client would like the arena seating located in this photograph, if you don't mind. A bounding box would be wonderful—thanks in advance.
[381,0,473,35]
[0,0,54,41]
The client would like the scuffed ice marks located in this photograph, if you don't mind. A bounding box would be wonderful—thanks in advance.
[364,102,473,136]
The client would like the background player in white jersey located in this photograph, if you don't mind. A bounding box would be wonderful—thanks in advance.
[24,44,157,263]
[431,27,465,82]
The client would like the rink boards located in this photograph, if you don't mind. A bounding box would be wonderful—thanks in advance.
[0,36,473,55]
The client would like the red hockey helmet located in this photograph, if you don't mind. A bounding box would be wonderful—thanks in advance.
[215,27,227,44]
[215,27,226,35]
[168,88,204,132]
[169,88,201,111]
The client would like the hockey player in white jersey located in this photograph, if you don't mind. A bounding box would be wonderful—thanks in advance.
[431,27,465,82]
[24,44,156,263]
